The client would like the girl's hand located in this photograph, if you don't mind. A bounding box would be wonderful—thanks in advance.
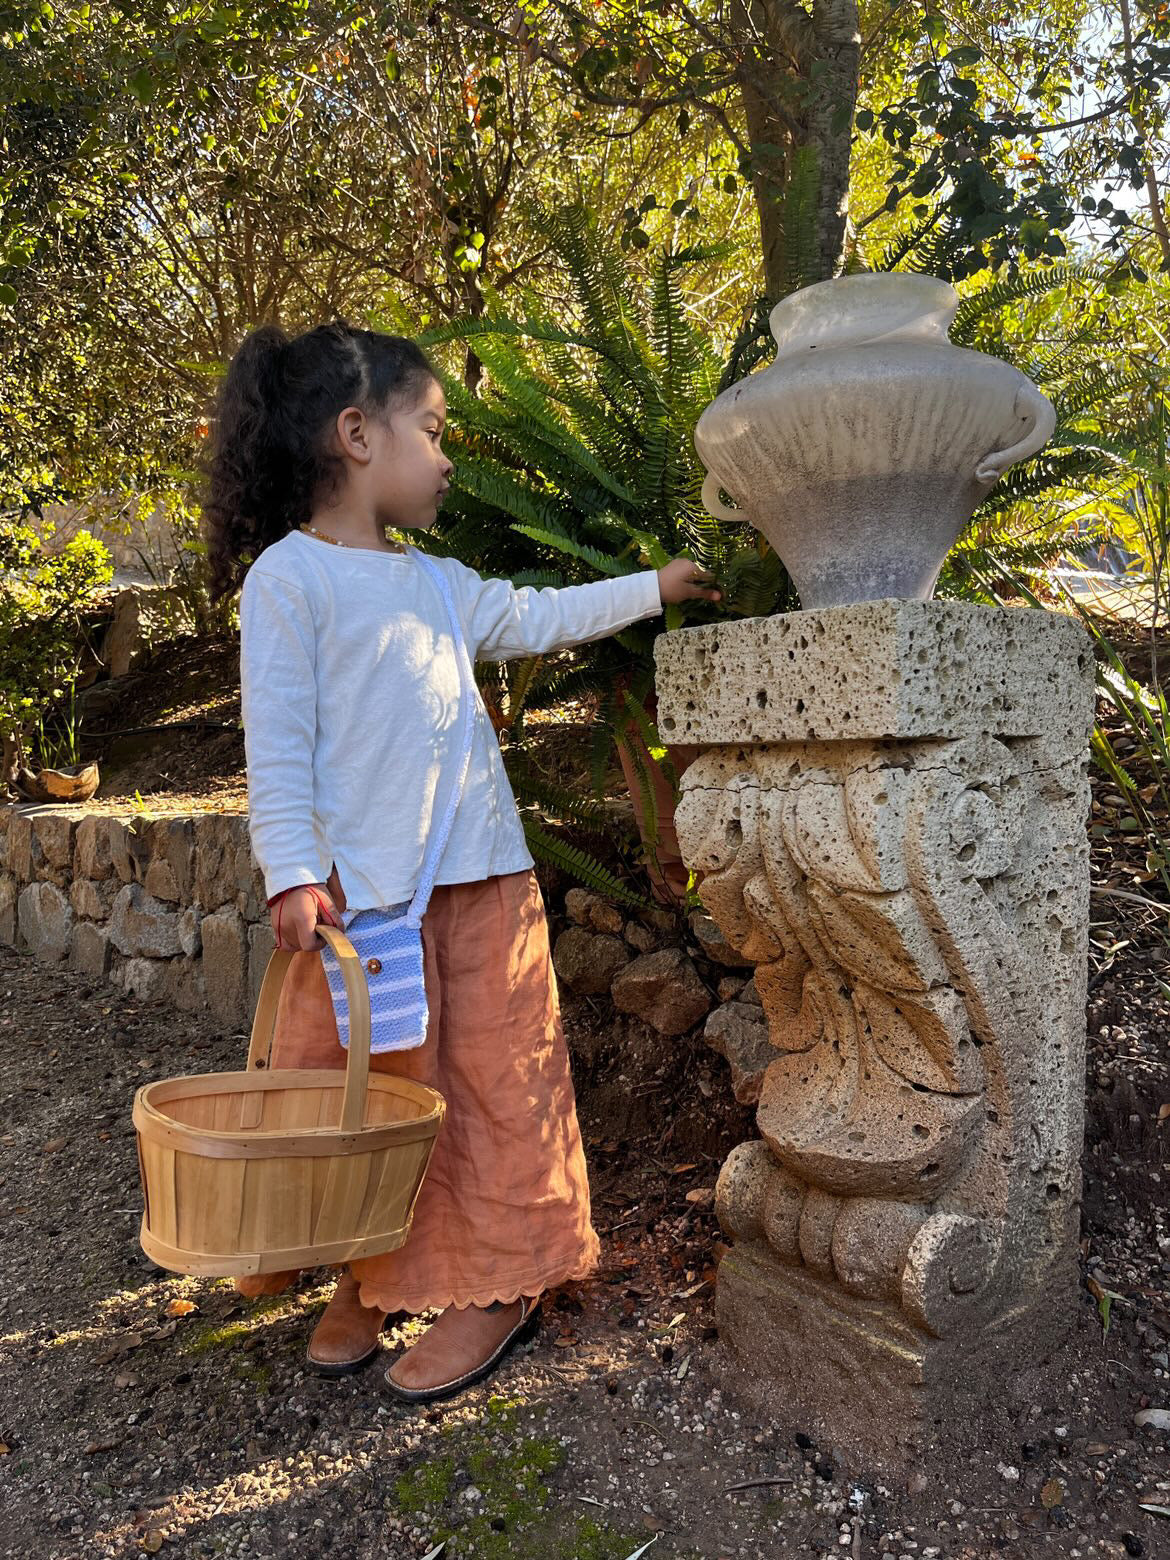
[270,882,343,952]
[657,556,723,606]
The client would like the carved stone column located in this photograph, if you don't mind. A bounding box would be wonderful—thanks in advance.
[654,599,1094,1470]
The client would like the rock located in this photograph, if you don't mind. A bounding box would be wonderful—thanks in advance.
[200,905,249,1027]
[564,887,624,934]
[74,815,116,881]
[738,973,761,1006]
[704,1001,776,1104]
[69,878,118,920]
[68,920,112,977]
[610,947,712,1036]
[145,818,196,902]
[0,873,17,945]
[161,957,207,1013]
[552,927,629,995]
[688,910,754,968]
[247,921,277,1018]
[716,974,746,1002]
[16,881,72,961]
[623,921,661,954]
[6,811,33,880]
[1134,1408,1170,1431]
[109,819,151,884]
[143,858,179,903]
[30,811,76,878]
[107,883,182,958]
[177,905,203,958]
[193,815,249,911]
[117,957,170,1003]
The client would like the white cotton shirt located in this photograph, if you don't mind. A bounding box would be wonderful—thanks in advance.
[238,528,665,911]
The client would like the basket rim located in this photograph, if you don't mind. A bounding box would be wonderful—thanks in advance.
[133,1068,445,1145]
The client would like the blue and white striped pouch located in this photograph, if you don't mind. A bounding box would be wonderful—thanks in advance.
[320,902,431,1053]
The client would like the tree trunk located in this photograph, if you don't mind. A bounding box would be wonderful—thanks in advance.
[614,690,702,910]
[732,0,860,297]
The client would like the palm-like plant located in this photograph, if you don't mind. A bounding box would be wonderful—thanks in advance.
[380,205,792,909]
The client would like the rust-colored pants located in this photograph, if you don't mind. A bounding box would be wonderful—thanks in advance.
[268,868,601,1312]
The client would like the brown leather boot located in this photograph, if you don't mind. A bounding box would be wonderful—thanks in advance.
[384,1294,541,1403]
[306,1269,389,1377]
[234,1269,299,1300]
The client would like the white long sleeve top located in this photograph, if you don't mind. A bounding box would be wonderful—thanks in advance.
[238,528,665,911]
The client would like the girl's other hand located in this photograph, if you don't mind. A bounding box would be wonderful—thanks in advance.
[271,883,343,952]
[657,556,723,606]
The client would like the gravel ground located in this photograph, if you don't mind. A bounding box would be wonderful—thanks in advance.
[0,935,1168,1560]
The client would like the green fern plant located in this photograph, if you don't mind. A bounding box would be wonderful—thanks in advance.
[385,205,795,908]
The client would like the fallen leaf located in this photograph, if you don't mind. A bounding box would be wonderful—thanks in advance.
[165,1299,197,1318]
[94,1331,144,1366]
[1159,1103,1170,1123]
[552,1332,578,1348]
[84,1438,120,1454]
[0,1442,9,1456]
[42,1137,68,1153]
[671,1163,699,1174]
[140,1532,164,1553]
[418,1543,447,1560]
[621,1538,659,1559]
[1040,1477,1065,1508]
[685,1187,714,1206]
[1138,1502,1170,1518]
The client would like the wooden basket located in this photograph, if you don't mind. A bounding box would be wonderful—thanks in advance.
[132,924,445,1277]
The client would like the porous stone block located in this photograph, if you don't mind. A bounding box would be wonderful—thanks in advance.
[107,883,182,958]
[654,599,1092,747]
[200,905,249,1028]
[17,881,72,962]
[657,601,1094,1474]
[610,947,712,1036]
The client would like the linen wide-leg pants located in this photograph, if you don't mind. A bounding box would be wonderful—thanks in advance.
[267,867,601,1313]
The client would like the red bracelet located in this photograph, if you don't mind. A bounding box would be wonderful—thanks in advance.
[270,884,336,950]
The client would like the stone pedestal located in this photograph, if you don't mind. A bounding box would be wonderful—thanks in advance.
[654,600,1095,1471]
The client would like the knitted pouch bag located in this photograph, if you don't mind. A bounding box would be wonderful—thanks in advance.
[319,551,477,1053]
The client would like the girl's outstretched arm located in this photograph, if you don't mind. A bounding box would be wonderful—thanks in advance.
[239,567,330,902]
[441,555,719,662]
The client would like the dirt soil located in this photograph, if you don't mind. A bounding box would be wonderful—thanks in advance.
[0,924,1167,1560]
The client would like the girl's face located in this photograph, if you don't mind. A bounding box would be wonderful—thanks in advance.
[330,375,454,533]
[376,377,454,532]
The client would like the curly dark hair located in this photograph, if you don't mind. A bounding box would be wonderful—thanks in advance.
[202,320,438,601]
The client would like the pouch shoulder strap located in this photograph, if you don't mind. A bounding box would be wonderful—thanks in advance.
[405,551,478,924]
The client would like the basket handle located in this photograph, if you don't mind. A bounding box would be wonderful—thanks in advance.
[245,923,372,1135]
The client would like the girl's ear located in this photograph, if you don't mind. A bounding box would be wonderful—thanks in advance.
[335,405,373,464]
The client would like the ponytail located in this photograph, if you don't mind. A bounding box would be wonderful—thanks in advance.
[202,319,437,601]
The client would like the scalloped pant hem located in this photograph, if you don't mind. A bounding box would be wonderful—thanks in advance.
[355,1233,602,1316]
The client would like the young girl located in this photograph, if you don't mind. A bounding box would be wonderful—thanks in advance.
[203,319,721,1403]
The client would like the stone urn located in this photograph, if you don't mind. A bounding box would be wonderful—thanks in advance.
[694,274,1056,608]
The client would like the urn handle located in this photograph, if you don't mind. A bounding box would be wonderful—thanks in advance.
[702,471,746,521]
[974,381,1056,484]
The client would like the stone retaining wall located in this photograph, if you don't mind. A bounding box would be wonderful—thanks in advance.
[0,805,270,1030]
[0,803,770,1096]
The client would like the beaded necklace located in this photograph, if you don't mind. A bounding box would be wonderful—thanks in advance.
[298,523,407,554]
